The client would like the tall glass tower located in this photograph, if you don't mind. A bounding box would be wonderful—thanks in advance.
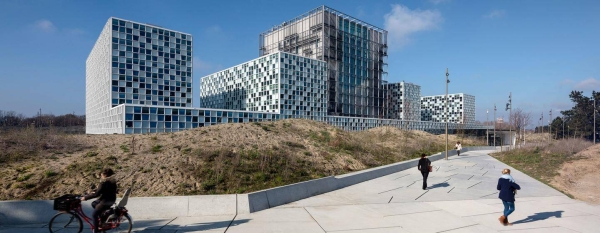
[259,6,388,118]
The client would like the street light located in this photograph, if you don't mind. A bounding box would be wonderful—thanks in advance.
[445,68,450,160]
[487,109,489,146]
[494,104,496,147]
[506,93,512,149]
[549,109,552,143]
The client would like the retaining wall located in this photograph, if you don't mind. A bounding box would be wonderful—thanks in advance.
[0,146,497,225]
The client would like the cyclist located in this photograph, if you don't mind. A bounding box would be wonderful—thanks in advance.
[81,168,118,233]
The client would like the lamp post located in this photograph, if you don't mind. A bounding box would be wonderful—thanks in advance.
[549,109,552,143]
[445,68,450,160]
[494,104,496,147]
[487,109,489,146]
[506,93,512,149]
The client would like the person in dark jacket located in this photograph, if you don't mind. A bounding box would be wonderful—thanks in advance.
[497,168,520,226]
[81,168,118,232]
[417,154,432,190]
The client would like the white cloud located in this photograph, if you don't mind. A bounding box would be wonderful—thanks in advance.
[483,10,506,19]
[384,4,442,49]
[34,19,56,32]
[574,77,600,91]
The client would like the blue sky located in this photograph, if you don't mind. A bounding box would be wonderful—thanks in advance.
[1,0,599,124]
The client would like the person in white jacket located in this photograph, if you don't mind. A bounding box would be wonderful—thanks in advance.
[455,142,462,156]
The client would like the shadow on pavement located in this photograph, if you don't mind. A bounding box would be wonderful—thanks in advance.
[133,218,251,232]
[428,182,450,189]
[512,211,563,224]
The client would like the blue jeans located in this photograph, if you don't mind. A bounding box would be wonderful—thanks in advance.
[502,201,515,217]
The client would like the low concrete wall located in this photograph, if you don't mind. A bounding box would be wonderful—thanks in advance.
[0,194,239,225]
[0,147,498,225]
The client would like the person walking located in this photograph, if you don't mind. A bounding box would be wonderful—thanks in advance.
[455,141,462,156]
[497,168,521,226]
[81,168,118,233]
[417,154,432,190]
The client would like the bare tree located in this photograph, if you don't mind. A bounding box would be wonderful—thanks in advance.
[510,108,532,146]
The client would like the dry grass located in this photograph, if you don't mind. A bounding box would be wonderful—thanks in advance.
[491,138,594,198]
[0,119,484,200]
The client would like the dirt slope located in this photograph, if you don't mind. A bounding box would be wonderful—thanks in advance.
[0,119,482,200]
[552,144,600,204]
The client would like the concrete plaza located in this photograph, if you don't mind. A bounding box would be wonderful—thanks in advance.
[3,150,599,232]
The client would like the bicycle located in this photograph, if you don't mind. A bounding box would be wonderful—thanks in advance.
[48,188,133,233]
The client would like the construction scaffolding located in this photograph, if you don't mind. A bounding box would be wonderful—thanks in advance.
[259,5,389,119]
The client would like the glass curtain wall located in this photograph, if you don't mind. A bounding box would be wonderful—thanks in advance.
[260,6,388,118]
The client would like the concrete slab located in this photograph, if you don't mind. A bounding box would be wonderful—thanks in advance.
[385,209,479,233]
[160,215,237,232]
[305,205,398,232]
[427,200,502,217]
[225,208,323,233]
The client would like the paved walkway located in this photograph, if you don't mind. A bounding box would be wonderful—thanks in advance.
[3,150,600,232]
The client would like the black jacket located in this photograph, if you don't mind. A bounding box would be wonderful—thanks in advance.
[417,158,431,172]
[497,178,521,202]
[85,177,118,204]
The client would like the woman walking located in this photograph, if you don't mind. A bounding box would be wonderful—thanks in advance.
[497,168,520,226]
[417,154,432,190]
[455,142,462,156]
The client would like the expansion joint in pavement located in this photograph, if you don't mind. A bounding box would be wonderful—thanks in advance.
[304,207,326,233]
[467,181,482,189]
[415,190,429,200]
[436,223,480,233]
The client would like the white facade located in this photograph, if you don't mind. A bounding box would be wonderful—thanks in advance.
[86,17,193,134]
[386,82,421,121]
[86,20,117,134]
[200,52,328,120]
[421,93,476,124]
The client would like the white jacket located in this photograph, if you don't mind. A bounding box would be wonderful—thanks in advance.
[455,144,462,150]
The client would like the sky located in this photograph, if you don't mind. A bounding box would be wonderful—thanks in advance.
[0,0,599,124]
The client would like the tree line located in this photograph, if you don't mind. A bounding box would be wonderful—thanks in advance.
[0,110,85,128]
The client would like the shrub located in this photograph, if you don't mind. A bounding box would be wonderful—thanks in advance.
[85,151,99,157]
[120,145,130,153]
[44,171,58,177]
[17,174,33,182]
[152,145,163,153]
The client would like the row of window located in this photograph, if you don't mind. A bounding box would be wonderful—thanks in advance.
[112,18,190,40]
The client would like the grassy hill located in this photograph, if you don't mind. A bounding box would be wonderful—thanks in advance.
[0,119,484,200]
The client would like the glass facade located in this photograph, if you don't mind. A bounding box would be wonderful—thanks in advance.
[385,82,422,121]
[200,52,328,120]
[123,106,278,134]
[421,93,476,124]
[259,6,388,119]
[109,18,193,108]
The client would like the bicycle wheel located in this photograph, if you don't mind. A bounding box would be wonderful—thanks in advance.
[103,214,132,233]
[49,212,83,233]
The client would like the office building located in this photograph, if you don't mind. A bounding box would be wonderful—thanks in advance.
[259,6,389,118]
[420,93,476,124]
[385,82,421,121]
[200,52,328,120]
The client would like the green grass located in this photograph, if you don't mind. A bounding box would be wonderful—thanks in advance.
[44,170,58,178]
[491,147,582,198]
[16,174,33,182]
[151,145,163,153]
